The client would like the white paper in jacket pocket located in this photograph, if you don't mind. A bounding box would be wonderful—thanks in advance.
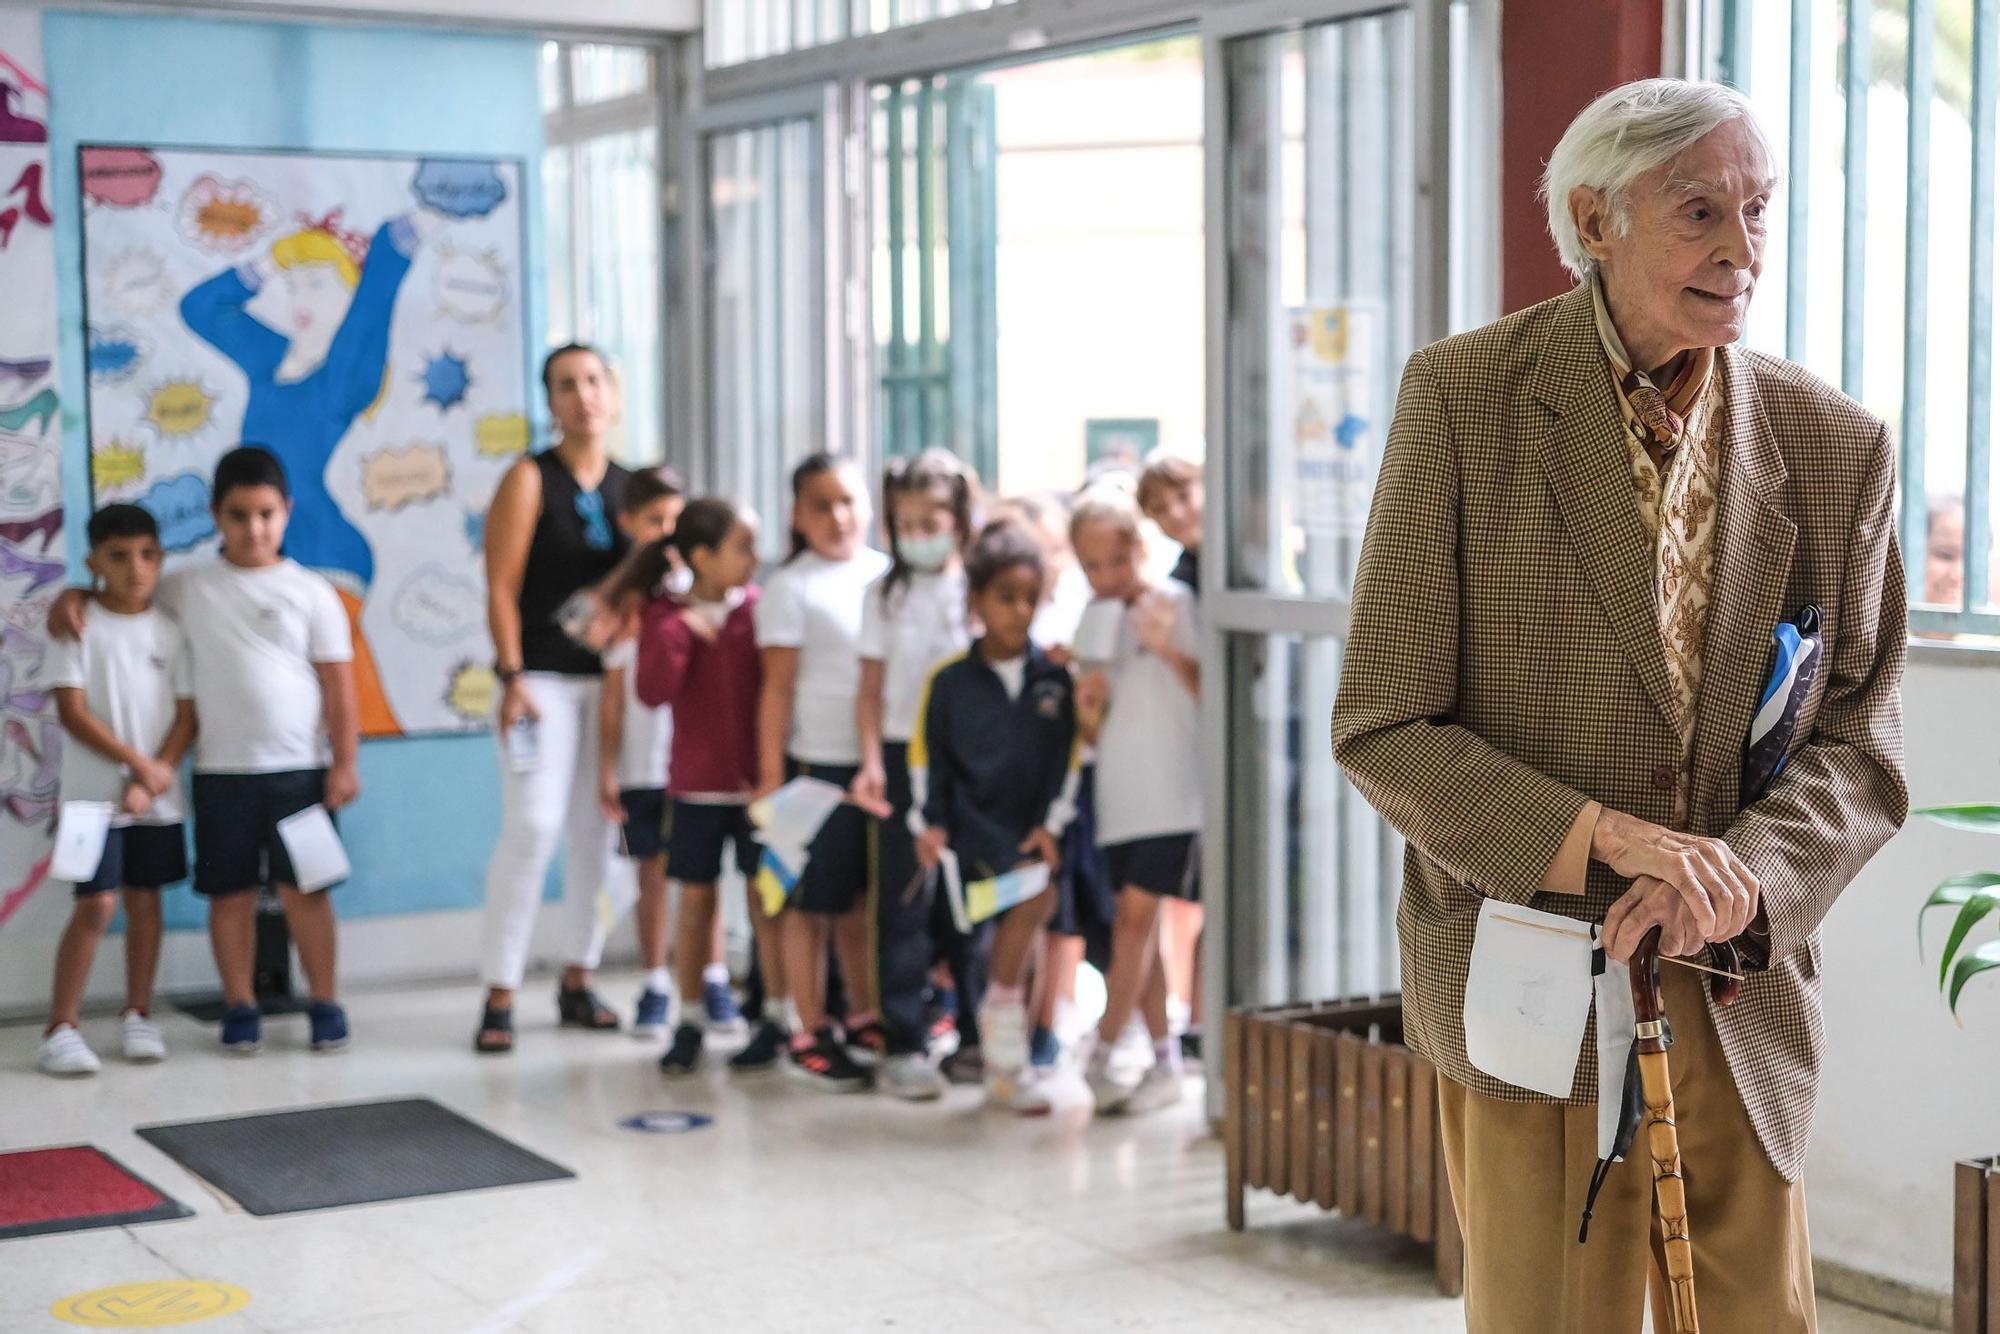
[1462,898,1594,1098]
[276,804,351,892]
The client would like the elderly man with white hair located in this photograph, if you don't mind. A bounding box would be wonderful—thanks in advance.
[1332,79,1907,1331]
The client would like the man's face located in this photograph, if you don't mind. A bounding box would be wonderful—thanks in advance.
[1576,118,1775,365]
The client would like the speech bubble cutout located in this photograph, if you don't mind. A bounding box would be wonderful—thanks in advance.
[446,660,498,721]
[361,442,451,511]
[418,352,472,413]
[144,380,213,439]
[88,325,149,384]
[390,564,482,645]
[175,174,278,255]
[80,147,162,208]
[473,413,530,458]
[411,160,508,220]
[139,472,214,551]
[435,247,509,324]
[101,249,175,321]
[92,439,146,493]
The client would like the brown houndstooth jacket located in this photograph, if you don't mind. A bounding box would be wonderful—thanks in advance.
[1330,281,1909,1180]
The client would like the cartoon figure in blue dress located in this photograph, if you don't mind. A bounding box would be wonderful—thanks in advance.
[180,207,439,735]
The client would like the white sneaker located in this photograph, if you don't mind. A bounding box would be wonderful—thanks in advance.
[1121,1061,1186,1114]
[985,1062,1053,1115]
[1085,1046,1137,1113]
[120,1010,166,1063]
[39,1025,100,1077]
[880,1052,946,1102]
[1109,1012,1154,1078]
[979,998,1030,1073]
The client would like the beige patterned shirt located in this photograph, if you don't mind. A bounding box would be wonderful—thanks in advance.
[1592,275,1724,825]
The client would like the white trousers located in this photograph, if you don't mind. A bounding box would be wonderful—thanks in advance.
[480,672,615,989]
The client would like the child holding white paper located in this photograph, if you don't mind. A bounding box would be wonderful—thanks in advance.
[53,447,360,1056]
[38,504,196,1077]
[909,519,1084,1113]
[754,454,891,1092]
[853,449,976,1102]
[1071,487,1202,1116]
[627,498,781,1077]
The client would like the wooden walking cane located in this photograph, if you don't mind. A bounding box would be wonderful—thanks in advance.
[1632,924,1699,1333]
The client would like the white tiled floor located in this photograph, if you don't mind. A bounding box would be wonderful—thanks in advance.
[0,971,1935,1333]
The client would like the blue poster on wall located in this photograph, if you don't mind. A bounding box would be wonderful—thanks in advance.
[77,143,530,738]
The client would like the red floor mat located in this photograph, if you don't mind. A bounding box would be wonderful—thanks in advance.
[0,1145,191,1240]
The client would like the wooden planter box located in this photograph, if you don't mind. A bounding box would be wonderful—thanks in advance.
[1956,1157,2000,1331]
[1224,995,1464,1297]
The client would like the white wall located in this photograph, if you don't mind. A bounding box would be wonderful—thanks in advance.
[1809,651,2000,1296]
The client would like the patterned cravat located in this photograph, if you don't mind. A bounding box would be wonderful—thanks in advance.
[1622,370,1685,451]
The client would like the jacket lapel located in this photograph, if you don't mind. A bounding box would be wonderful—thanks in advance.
[1531,285,1682,730]
[1688,345,1797,828]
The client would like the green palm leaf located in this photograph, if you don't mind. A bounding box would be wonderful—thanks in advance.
[1918,805,2000,833]
[1937,890,2000,988]
[1948,942,2000,1019]
[1918,875,2000,959]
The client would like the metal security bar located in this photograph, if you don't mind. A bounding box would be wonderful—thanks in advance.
[1719,0,2000,640]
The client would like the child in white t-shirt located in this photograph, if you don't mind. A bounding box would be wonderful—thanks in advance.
[38,504,196,1077]
[754,453,891,1091]
[853,449,976,1101]
[57,446,360,1056]
[1070,487,1202,1117]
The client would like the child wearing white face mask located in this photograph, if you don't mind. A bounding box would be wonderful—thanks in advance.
[852,449,979,1101]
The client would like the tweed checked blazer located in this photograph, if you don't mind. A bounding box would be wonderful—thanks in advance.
[1330,282,1909,1180]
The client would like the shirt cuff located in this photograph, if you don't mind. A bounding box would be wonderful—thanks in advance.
[1538,800,1601,896]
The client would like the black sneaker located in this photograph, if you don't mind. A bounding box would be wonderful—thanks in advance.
[659,1023,704,1077]
[1180,1029,1203,1064]
[939,1045,984,1086]
[786,1028,871,1092]
[728,1019,787,1072]
[844,1018,890,1068]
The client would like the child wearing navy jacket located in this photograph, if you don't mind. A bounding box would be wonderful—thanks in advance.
[909,519,1088,1114]
[629,498,787,1076]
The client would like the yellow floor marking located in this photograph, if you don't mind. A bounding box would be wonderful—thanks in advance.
[50,1281,249,1328]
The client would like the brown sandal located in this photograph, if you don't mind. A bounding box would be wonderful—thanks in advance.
[557,986,620,1031]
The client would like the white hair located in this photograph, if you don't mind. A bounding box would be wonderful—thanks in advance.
[1540,78,1773,281]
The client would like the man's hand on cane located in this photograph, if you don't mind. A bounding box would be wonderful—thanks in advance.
[1592,807,1761,963]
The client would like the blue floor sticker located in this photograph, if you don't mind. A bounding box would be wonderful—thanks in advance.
[618,1111,713,1135]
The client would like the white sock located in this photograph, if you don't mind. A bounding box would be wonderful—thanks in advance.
[645,967,671,994]
[1154,1036,1182,1076]
[703,961,730,986]
[1166,995,1192,1036]
[779,996,802,1035]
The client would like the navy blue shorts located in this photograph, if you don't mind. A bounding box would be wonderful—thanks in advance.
[785,759,868,916]
[72,823,188,896]
[1103,832,1200,902]
[665,800,759,884]
[192,769,335,896]
[619,788,668,861]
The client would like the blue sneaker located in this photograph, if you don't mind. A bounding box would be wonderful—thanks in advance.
[702,980,747,1038]
[220,1003,261,1055]
[1029,1024,1060,1069]
[632,989,671,1040]
[308,1001,349,1052]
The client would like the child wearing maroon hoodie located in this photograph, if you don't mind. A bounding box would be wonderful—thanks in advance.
[629,498,781,1076]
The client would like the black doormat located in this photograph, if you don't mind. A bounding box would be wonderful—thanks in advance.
[0,1145,191,1240]
[135,1098,573,1216]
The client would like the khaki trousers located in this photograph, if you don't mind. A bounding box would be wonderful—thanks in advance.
[1437,965,1816,1333]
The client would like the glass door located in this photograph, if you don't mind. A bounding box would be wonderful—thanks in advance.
[1199,0,1449,1065]
[699,87,864,559]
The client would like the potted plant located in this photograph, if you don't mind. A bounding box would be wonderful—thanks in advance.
[1913,804,2000,1333]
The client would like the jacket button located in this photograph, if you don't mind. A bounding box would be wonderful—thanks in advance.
[1651,765,1677,791]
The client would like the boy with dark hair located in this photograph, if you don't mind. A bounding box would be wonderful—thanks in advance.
[51,444,362,1055]
[39,504,196,1076]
